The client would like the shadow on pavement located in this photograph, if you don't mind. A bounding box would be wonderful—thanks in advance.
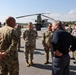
[35,48,44,51]
[36,48,53,53]
[31,63,76,74]
[32,63,52,70]
[36,36,42,39]
[20,46,24,48]
[18,50,24,52]
[34,51,44,55]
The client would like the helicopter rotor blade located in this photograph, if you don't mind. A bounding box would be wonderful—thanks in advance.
[16,14,38,19]
[16,13,50,19]
[42,14,56,21]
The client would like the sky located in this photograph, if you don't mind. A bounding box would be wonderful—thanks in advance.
[0,0,76,23]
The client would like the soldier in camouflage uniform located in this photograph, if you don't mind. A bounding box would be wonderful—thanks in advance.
[0,22,2,28]
[62,21,66,30]
[71,24,76,64]
[23,22,37,67]
[0,17,19,75]
[66,25,72,33]
[42,24,53,64]
[15,24,21,51]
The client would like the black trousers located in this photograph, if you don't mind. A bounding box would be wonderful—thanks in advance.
[52,54,70,75]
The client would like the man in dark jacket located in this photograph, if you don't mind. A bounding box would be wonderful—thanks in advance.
[51,21,75,75]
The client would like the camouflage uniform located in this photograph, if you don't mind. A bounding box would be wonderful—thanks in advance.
[0,22,2,28]
[15,27,21,51]
[0,25,19,75]
[34,30,38,49]
[66,26,72,33]
[42,30,53,64]
[71,29,76,62]
[23,29,37,66]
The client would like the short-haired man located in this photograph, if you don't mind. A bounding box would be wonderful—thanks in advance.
[51,21,75,75]
[23,22,37,67]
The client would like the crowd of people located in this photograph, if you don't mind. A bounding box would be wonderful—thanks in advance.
[0,16,76,75]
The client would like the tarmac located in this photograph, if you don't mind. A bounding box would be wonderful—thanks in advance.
[18,28,76,75]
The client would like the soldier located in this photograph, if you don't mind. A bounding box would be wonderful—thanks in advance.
[23,22,37,67]
[42,24,53,64]
[15,24,21,51]
[62,21,66,30]
[71,24,76,64]
[67,25,72,33]
[0,17,19,75]
[0,22,2,27]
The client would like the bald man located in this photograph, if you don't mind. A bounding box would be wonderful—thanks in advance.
[0,17,19,75]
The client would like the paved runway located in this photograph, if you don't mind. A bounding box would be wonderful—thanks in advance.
[18,28,76,75]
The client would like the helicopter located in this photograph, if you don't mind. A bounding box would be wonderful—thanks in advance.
[16,13,55,30]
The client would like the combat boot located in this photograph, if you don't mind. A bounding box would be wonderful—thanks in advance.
[26,60,30,67]
[30,59,34,65]
[44,53,49,64]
